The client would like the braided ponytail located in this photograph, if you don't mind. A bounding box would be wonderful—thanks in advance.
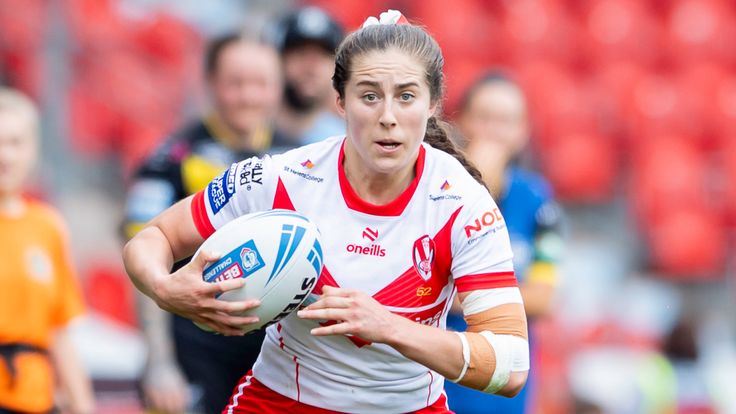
[425,116,486,187]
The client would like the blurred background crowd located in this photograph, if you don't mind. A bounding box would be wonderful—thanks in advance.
[0,0,735,413]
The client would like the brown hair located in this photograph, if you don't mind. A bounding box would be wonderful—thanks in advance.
[332,24,484,185]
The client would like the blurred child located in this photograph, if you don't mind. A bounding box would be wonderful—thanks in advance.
[0,87,94,414]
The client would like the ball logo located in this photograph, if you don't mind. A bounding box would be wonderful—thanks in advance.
[240,247,260,271]
[203,239,265,285]
[412,235,435,280]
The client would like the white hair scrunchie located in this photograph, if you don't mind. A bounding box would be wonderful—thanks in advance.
[362,9,409,28]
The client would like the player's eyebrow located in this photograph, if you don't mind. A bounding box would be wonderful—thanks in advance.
[356,80,380,88]
[396,82,420,90]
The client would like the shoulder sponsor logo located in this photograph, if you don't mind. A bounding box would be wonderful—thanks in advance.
[207,164,238,214]
[238,159,264,190]
[429,179,462,201]
[465,208,507,244]
[283,164,324,183]
[429,193,462,202]
[347,227,386,257]
[301,159,315,169]
[412,235,435,280]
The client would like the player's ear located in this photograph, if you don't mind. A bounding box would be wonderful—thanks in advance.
[336,95,346,118]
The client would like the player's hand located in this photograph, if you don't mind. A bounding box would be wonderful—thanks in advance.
[150,250,261,336]
[141,360,189,414]
[296,286,402,344]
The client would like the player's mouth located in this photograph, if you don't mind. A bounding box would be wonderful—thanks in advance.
[375,139,401,152]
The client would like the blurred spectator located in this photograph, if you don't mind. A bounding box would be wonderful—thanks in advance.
[122,34,289,414]
[0,87,94,414]
[445,72,564,414]
[267,6,345,146]
[659,318,718,413]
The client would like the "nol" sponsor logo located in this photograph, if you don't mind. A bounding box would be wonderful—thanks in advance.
[464,208,504,238]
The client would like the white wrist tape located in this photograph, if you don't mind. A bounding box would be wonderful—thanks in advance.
[449,332,471,383]
[479,331,530,394]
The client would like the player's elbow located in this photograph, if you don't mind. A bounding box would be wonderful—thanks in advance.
[496,370,528,398]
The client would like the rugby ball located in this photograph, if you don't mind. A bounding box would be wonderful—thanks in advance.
[193,209,323,333]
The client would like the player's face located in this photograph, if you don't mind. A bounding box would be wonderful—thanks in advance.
[459,82,529,162]
[339,48,436,177]
[209,42,282,137]
[0,112,37,196]
[283,43,336,106]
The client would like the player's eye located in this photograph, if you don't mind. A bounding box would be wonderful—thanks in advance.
[399,92,414,102]
[363,93,379,102]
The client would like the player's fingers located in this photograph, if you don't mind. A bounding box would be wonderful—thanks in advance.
[218,316,261,328]
[192,250,222,270]
[196,314,247,336]
[205,277,246,295]
[303,296,352,310]
[310,321,353,336]
[204,298,260,314]
[321,285,353,297]
[297,307,349,321]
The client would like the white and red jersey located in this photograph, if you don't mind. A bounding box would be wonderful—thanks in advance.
[191,137,517,413]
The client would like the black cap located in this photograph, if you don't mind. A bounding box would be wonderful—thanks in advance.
[268,7,344,54]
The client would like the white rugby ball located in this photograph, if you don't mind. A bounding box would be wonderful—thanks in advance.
[193,209,323,333]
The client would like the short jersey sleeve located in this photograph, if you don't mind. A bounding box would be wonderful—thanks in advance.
[451,192,516,293]
[190,155,279,238]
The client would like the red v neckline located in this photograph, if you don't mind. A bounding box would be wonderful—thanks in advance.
[337,140,426,217]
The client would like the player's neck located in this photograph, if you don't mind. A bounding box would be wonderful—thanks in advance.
[0,193,26,217]
[342,149,415,206]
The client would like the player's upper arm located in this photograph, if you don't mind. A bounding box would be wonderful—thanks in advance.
[147,195,205,262]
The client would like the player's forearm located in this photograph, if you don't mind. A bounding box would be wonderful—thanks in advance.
[51,327,95,414]
[384,315,465,380]
[123,225,175,300]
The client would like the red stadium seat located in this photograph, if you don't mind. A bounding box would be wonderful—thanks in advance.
[541,132,617,203]
[621,71,698,141]
[675,63,729,149]
[413,0,502,64]
[713,75,736,140]
[630,136,708,225]
[664,0,736,67]
[499,0,579,66]
[63,0,132,50]
[591,60,648,141]
[0,0,46,49]
[131,12,204,85]
[305,0,385,31]
[67,84,118,157]
[648,207,726,279]
[515,60,598,146]
[578,0,663,67]
[84,264,137,327]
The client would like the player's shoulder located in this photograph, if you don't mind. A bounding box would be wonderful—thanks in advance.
[270,135,343,170]
[422,142,490,206]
